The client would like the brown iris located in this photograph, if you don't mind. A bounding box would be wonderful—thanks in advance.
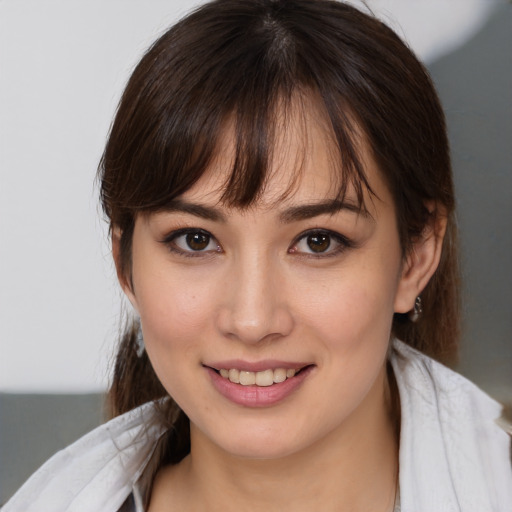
[186,232,210,251]
[307,233,330,253]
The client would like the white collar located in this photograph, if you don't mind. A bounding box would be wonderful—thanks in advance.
[391,339,511,511]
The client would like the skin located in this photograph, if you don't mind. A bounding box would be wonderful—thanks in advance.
[116,100,446,511]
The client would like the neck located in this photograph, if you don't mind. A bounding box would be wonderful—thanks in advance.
[151,365,399,512]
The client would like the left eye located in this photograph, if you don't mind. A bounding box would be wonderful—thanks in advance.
[290,230,350,256]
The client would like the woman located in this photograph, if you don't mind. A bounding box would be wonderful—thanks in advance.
[4,0,511,510]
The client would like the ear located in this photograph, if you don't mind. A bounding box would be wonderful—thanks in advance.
[112,227,140,314]
[394,204,447,314]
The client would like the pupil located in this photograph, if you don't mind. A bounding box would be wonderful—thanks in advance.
[186,232,209,250]
[307,234,330,253]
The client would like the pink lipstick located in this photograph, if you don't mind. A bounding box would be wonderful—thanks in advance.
[204,363,314,407]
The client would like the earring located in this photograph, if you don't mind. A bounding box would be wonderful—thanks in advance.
[135,322,145,357]
[409,296,423,322]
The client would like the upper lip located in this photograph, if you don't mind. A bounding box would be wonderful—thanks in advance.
[204,360,312,372]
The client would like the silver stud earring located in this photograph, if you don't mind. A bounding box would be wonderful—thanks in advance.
[409,296,423,322]
[135,322,145,357]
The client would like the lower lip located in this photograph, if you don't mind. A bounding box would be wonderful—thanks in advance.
[206,366,313,407]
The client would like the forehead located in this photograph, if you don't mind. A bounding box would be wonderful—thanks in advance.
[180,96,389,215]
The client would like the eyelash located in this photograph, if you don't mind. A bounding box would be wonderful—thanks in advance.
[161,228,221,258]
[290,229,354,259]
[160,228,354,259]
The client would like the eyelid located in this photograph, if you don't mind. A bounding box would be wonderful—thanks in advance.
[160,227,221,257]
[289,228,354,258]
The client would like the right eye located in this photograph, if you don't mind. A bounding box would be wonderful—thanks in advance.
[163,229,221,256]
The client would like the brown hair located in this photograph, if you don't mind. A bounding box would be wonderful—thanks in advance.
[99,0,459,475]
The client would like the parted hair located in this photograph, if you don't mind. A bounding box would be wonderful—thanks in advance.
[98,0,460,481]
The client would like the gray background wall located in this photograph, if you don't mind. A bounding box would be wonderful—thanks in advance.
[1,0,511,506]
[429,3,512,401]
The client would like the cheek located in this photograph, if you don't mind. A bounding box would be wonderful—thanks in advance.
[132,245,217,331]
[294,267,398,424]
[129,250,220,384]
[133,273,215,409]
[296,260,400,350]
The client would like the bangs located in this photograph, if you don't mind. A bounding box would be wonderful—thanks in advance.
[224,87,374,208]
[211,89,372,212]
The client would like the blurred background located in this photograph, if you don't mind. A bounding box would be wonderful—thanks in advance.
[1,0,511,504]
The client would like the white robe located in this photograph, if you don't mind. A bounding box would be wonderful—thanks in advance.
[3,340,511,512]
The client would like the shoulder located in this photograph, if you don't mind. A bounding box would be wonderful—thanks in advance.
[391,339,512,512]
[2,401,166,512]
[391,338,505,422]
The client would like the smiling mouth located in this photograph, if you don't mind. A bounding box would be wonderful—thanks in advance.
[214,366,310,387]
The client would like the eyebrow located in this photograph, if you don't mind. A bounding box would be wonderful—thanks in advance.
[160,199,227,222]
[279,199,370,223]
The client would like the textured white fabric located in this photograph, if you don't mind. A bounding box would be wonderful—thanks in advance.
[391,341,512,511]
[2,339,511,511]
[1,402,166,512]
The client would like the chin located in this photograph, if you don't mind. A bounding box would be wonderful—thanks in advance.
[224,436,304,460]
[193,415,328,461]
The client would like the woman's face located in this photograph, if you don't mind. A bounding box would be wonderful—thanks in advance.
[124,105,413,460]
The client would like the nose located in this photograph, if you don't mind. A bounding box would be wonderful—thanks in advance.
[216,253,294,345]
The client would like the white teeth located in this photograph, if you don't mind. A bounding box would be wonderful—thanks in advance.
[228,368,240,383]
[219,367,300,386]
[239,371,256,386]
[255,369,274,387]
[273,368,287,383]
